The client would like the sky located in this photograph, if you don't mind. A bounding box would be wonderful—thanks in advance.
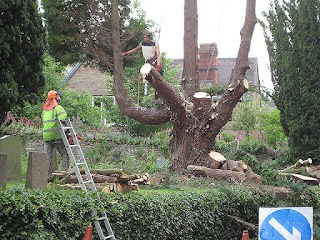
[139,0,273,90]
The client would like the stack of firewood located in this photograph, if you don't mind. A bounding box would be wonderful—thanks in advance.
[48,169,151,193]
[187,151,262,184]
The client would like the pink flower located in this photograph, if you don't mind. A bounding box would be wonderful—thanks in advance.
[5,112,16,123]
[236,130,246,142]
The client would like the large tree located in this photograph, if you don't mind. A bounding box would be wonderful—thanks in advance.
[262,0,320,162]
[111,0,257,172]
[0,0,46,123]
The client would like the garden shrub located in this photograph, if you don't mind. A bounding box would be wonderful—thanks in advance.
[258,108,287,149]
[108,104,170,137]
[0,185,318,240]
[231,101,287,151]
[232,101,260,131]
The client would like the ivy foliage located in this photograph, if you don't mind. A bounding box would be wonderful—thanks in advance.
[261,0,320,162]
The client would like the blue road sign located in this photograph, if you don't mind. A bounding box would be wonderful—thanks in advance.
[259,208,313,240]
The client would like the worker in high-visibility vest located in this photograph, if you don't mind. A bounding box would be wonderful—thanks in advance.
[42,90,69,174]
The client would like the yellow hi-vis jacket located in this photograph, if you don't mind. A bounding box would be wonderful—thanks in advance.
[42,105,67,142]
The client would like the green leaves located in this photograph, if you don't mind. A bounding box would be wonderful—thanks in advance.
[1,186,318,239]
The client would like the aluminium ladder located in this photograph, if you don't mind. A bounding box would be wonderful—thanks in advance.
[56,118,116,240]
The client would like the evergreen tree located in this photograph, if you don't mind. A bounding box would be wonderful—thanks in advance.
[41,0,146,68]
[0,0,46,123]
[262,0,320,162]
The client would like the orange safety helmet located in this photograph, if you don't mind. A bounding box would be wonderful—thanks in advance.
[42,90,60,110]
[47,90,58,100]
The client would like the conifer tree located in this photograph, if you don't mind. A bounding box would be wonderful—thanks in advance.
[0,0,46,123]
[42,0,136,67]
[262,0,320,162]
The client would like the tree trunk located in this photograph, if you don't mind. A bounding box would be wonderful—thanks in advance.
[111,0,256,173]
[182,0,200,98]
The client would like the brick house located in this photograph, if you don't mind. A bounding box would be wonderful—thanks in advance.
[64,62,110,97]
[64,63,114,125]
[173,43,260,102]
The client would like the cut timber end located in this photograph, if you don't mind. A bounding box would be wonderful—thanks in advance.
[208,151,226,169]
[211,112,218,120]
[209,151,226,162]
[243,78,249,89]
[193,92,212,110]
[291,173,318,185]
[140,63,152,78]
[306,158,313,164]
[193,91,211,99]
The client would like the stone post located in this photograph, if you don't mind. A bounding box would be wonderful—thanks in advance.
[0,152,7,188]
[26,151,48,190]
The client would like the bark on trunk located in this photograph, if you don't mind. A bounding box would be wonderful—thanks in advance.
[182,0,200,98]
[187,164,261,184]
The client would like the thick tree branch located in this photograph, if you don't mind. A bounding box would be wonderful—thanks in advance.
[231,0,257,81]
[111,0,170,125]
[146,69,187,113]
[208,0,256,136]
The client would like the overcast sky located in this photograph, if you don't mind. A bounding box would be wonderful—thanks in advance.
[139,0,273,90]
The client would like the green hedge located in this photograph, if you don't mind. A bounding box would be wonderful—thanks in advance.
[0,186,318,239]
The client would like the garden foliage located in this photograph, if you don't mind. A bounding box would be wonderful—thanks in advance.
[0,185,318,239]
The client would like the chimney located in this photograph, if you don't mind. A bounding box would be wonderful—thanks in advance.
[198,43,218,86]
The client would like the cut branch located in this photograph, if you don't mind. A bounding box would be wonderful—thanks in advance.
[278,158,313,173]
[146,69,187,113]
[208,151,226,169]
[227,214,258,231]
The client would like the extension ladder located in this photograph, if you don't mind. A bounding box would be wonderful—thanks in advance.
[56,118,116,240]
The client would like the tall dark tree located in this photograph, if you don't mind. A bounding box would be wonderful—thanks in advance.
[111,0,257,172]
[262,0,320,162]
[0,0,46,123]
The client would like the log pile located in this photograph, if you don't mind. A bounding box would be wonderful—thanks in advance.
[187,151,262,184]
[49,169,151,193]
[187,152,320,186]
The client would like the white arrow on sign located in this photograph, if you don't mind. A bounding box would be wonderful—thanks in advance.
[269,218,301,240]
